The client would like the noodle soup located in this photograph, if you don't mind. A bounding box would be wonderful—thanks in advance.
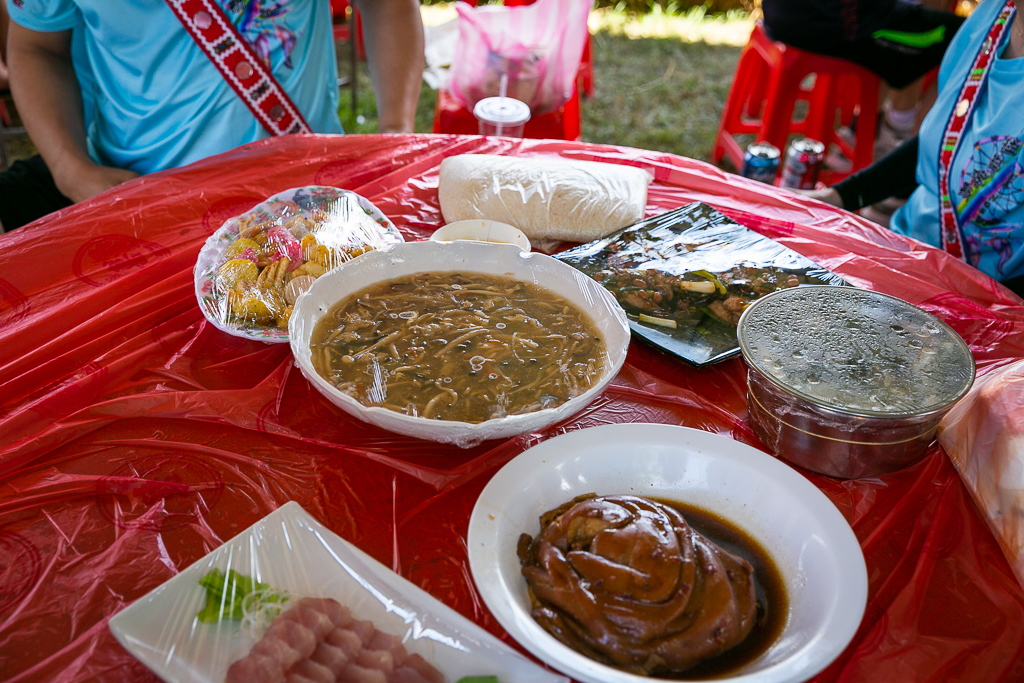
[309,272,607,422]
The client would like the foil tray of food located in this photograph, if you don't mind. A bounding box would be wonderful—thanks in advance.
[555,202,848,367]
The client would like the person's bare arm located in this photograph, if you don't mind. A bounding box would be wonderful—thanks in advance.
[0,3,8,61]
[352,0,424,134]
[0,4,10,90]
[7,22,136,203]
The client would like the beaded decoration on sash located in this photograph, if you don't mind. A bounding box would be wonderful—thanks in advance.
[164,0,312,137]
[937,0,1015,259]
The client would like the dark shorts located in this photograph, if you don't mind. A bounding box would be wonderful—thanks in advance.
[0,155,73,232]
[764,3,966,90]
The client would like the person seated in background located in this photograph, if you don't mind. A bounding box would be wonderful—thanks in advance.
[761,0,965,158]
[809,0,1024,294]
[0,0,424,233]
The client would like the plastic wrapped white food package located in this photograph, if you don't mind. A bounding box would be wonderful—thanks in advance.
[437,155,652,243]
[194,186,404,343]
[109,501,569,683]
[938,359,1024,590]
[288,240,631,448]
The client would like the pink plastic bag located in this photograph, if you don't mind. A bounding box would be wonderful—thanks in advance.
[449,0,592,116]
[938,359,1024,591]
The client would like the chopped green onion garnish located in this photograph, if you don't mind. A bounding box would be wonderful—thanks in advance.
[692,270,727,296]
[638,314,678,329]
[678,280,716,293]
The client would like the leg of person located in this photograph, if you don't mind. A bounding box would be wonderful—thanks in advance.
[878,0,962,134]
[828,2,966,160]
[839,2,965,90]
[0,2,8,89]
[0,154,73,232]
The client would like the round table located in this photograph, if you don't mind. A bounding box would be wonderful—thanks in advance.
[1,134,1023,682]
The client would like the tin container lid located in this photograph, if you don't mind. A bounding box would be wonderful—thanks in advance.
[473,97,532,126]
[737,286,975,418]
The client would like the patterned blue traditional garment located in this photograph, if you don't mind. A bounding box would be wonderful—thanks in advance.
[7,0,342,175]
[891,0,1024,282]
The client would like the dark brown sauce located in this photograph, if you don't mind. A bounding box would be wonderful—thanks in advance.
[650,497,788,679]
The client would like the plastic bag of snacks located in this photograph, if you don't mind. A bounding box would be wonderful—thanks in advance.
[938,359,1024,590]
[195,186,404,343]
[108,501,568,683]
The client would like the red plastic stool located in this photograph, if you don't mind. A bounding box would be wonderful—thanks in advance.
[713,22,880,185]
[433,87,582,141]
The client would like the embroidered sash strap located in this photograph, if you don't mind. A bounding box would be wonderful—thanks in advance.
[164,0,312,137]
[937,0,1015,259]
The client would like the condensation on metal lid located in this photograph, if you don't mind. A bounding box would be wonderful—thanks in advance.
[473,97,532,126]
[737,285,975,418]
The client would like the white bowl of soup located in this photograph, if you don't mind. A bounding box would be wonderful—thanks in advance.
[288,240,630,446]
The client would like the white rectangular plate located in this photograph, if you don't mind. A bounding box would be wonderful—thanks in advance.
[109,501,568,683]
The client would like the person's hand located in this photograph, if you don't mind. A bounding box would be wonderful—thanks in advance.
[796,187,844,209]
[55,161,139,204]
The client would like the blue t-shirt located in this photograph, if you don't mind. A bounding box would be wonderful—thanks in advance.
[891,0,1024,282]
[8,0,342,175]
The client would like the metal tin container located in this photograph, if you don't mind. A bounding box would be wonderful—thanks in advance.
[737,286,975,479]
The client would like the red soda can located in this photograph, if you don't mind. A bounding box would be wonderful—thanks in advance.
[780,138,826,190]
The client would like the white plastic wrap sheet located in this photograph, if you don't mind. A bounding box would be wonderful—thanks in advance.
[438,155,653,244]
[109,501,569,683]
[939,359,1024,591]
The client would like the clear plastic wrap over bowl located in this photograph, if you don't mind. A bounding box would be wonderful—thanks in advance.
[194,186,403,343]
[288,240,631,447]
[738,286,975,479]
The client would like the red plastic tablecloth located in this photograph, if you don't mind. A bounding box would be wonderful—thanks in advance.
[2,134,1024,682]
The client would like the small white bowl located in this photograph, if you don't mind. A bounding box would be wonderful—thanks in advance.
[288,241,629,447]
[468,423,868,683]
[430,219,532,252]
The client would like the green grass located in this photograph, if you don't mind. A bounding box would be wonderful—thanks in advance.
[581,29,743,160]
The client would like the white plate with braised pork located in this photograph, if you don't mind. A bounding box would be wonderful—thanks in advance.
[467,423,867,683]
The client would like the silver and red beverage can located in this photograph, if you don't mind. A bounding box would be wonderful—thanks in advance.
[780,138,826,189]
[740,142,781,184]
